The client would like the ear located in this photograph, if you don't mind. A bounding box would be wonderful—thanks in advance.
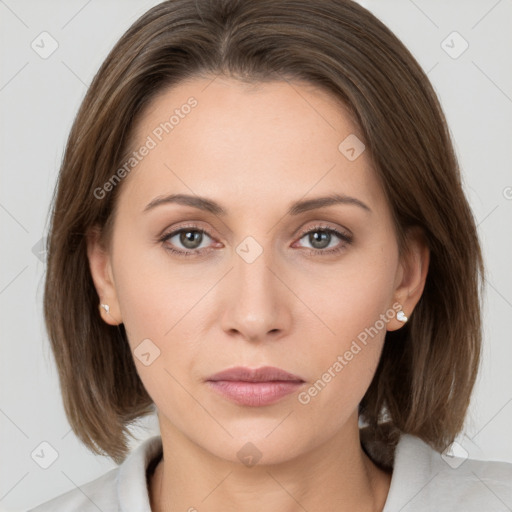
[86,226,122,325]
[387,226,430,331]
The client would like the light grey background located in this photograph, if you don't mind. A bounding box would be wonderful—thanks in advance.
[1,0,511,510]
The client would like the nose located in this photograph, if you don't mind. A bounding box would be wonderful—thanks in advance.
[220,243,292,343]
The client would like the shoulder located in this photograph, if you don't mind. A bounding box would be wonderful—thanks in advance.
[28,435,163,512]
[28,467,119,511]
[383,433,512,512]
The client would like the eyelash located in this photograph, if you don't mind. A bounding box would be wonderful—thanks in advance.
[159,223,353,258]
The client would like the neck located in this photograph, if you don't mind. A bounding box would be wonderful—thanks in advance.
[149,414,392,512]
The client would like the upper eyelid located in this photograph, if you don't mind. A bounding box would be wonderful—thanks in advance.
[296,223,351,237]
[161,222,213,240]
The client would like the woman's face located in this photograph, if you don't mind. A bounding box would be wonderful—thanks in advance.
[91,77,419,464]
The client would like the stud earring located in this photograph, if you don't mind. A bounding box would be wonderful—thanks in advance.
[100,303,110,314]
[396,310,408,323]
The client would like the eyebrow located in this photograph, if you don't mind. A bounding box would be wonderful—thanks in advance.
[143,192,372,216]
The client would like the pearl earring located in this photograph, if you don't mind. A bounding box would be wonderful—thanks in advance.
[100,303,110,314]
[396,310,408,323]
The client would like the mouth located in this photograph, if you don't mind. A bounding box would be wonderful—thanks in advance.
[205,366,305,407]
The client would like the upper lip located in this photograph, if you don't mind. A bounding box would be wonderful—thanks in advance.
[207,366,304,383]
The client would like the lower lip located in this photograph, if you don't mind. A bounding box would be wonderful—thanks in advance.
[206,380,304,406]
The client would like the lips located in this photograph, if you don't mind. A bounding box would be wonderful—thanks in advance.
[206,366,305,407]
[206,366,304,383]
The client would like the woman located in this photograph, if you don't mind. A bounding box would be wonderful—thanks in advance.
[31,0,512,510]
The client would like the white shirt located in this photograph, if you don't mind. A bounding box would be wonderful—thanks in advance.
[29,433,512,511]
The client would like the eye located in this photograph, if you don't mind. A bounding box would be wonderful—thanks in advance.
[293,225,353,255]
[159,224,216,257]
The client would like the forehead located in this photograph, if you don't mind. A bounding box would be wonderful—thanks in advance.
[120,76,387,217]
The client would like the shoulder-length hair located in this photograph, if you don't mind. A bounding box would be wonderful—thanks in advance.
[44,0,484,464]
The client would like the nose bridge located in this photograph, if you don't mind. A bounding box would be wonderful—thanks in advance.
[221,235,290,340]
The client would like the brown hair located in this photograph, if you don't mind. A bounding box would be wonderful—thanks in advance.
[44,0,484,464]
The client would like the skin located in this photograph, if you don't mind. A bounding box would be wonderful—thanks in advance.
[88,76,429,512]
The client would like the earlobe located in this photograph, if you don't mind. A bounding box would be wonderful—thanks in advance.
[387,227,430,331]
[86,226,122,325]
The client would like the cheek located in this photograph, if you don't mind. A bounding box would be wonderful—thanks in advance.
[112,237,205,344]
[296,241,397,413]
[110,239,210,408]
